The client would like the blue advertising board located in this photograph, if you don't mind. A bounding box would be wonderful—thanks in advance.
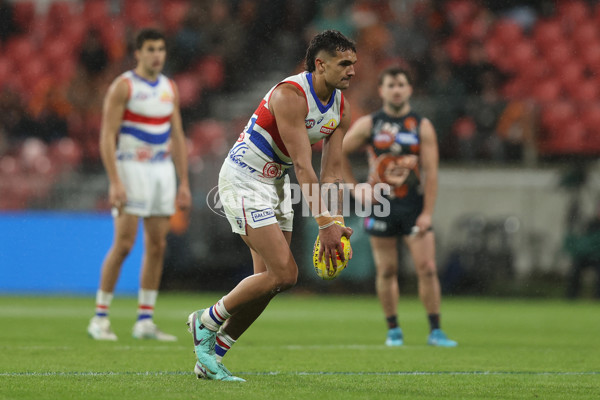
[0,212,143,294]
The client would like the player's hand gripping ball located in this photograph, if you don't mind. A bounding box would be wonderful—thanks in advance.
[313,226,352,280]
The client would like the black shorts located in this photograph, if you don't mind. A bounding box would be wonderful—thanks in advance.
[363,195,425,237]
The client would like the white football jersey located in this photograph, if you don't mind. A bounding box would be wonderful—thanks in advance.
[117,71,175,162]
[226,72,345,182]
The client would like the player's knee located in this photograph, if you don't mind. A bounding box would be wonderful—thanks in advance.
[272,270,297,292]
[416,260,437,278]
[146,238,167,257]
[113,238,135,258]
[377,264,397,280]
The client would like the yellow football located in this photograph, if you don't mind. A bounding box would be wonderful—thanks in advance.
[312,235,352,280]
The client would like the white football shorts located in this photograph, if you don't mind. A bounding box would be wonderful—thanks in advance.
[116,160,176,217]
[218,161,294,235]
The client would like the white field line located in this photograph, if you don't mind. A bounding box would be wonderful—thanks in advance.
[0,371,598,377]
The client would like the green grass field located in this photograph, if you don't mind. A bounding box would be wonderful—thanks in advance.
[1,293,598,400]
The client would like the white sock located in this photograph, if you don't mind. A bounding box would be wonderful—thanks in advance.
[215,328,236,362]
[95,290,113,318]
[137,289,158,321]
[201,297,231,331]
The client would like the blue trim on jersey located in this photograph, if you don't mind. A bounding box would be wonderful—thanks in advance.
[306,72,336,114]
[131,70,160,87]
[248,129,292,166]
[120,125,171,144]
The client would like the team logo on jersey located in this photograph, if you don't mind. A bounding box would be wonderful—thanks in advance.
[305,119,315,129]
[134,92,150,101]
[404,117,418,132]
[136,147,152,161]
[160,90,173,103]
[373,132,394,149]
[262,162,282,178]
[320,119,338,135]
[237,131,245,142]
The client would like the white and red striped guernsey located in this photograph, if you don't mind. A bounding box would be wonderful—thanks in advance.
[117,70,175,162]
[226,72,345,183]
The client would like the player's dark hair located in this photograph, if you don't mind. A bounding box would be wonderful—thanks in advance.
[304,30,356,72]
[135,28,166,50]
[378,66,413,86]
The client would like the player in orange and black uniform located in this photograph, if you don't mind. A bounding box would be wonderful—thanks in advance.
[342,66,457,347]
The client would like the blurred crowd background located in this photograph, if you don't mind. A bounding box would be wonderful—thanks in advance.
[1,0,600,299]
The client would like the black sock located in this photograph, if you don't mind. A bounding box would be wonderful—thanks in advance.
[428,314,440,332]
[386,315,398,329]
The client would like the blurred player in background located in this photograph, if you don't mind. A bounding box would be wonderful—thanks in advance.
[342,66,457,347]
[87,28,191,341]
[187,30,355,381]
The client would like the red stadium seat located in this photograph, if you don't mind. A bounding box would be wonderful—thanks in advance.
[490,19,523,45]
[196,56,225,90]
[43,37,73,66]
[19,59,47,91]
[189,119,227,156]
[557,61,584,90]
[509,40,536,71]
[444,0,478,27]
[532,79,562,103]
[540,100,575,129]
[518,58,550,83]
[12,1,35,32]
[581,41,600,70]
[6,37,36,65]
[60,18,88,48]
[571,21,598,50]
[533,19,564,49]
[568,79,599,104]
[483,38,502,64]
[580,103,600,134]
[173,73,202,108]
[544,42,573,68]
[83,0,109,27]
[538,119,586,155]
[0,58,12,87]
[48,1,74,29]
[501,78,527,99]
[445,36,467,64]
[49,137,83,170]
[124,0,157,28]
[557,0,589,25]
[161,0,189,33]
